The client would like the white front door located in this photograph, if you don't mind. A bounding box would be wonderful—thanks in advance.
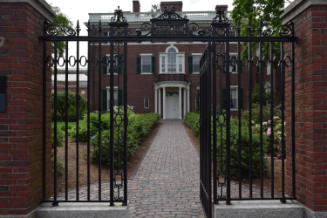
[166,93,179,119]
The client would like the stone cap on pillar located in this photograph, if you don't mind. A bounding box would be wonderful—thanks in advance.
[1,0,55,21]
[281,0,327,24]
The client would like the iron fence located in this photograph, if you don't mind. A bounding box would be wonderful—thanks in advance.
[41,5,296,218]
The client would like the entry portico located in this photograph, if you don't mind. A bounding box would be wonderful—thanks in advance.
[155,82,190,120]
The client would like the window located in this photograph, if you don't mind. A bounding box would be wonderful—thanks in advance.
[230,86,238,110]
[105,54,120,75]
[106,87,119,110]
[221,86,242,111]
[161,56,166,73]
[160,46,185,74]
[192,55,201,73]
[141,55,152,74]
[144,98,149,109]
[229,54,238,74]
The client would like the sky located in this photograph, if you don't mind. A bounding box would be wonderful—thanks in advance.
[46,0,234,32]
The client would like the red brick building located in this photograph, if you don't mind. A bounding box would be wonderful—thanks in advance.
[51,70,88,98]
[88,1,268,119]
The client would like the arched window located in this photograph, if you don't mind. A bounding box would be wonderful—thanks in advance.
[160,45,185,74]
[167,47,177,72]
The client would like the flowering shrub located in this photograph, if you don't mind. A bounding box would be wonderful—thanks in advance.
[184,112,268,178]
[261,116,285,158]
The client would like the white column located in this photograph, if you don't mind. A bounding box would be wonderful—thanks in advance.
[163,87,166,119]
[187,86,190,112]
[179,87,182,119]
[154,86,158,113]
[158,88,161,116]
[183,87,187,118]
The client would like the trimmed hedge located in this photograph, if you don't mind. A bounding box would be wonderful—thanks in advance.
[184,112,268,178]
[68,111,160,167]
[52,91,87,122]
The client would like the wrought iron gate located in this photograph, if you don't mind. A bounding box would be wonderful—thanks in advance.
[199,10,296,218]
[42,5,296,218]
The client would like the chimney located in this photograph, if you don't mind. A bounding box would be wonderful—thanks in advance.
[215,5,228,13]
[160,1,183,12]
[133,0,140,13]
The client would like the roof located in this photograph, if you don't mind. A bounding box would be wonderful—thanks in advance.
[51,74,88,82]
[89,10,223,23]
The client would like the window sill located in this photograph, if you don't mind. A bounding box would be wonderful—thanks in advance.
[140,72,153,75]
[159,72,186,74]
[106,73,119,76]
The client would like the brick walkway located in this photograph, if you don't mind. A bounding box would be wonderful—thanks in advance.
[128,120,205,218]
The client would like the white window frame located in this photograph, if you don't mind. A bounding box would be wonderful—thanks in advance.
[230,85,238,111]
[159,45,185,74]
[106,86,119,110]
[105,54,119,75]
[140,53,153,75]
[229,53,238,74]
[192,53,202,74]
[144,98,150,109]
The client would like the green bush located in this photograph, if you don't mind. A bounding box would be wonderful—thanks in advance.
[51,122,65,147]
[91,113,160,167]
[184,112,268,178]
[184,112,200,136]
[68,110,160,167]
[52,91,87,122]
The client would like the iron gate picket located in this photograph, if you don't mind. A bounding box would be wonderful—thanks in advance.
[198,11,296,217]
[42,5,296,218]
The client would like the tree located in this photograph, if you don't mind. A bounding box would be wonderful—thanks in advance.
[231,0,285,58]
[51,7,74,56]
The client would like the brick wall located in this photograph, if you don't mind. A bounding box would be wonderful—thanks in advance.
[283,1,327,211]
[0,2,53,215]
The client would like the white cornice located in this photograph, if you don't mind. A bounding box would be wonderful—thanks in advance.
[2,0,55,22]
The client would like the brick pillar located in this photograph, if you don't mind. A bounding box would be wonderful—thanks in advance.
[282,0,327,212]
[0,0,54,216]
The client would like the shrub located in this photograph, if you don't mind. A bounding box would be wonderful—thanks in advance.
[51,122,64,148]
[68,110,160,167]
[52,91,87,122]
[184,112,200,136]
[91,113,160,167]
[184,112,269,178]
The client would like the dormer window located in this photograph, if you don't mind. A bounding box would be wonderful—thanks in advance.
[160,45,185,74]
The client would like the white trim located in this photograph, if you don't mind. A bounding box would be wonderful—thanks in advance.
[140,54,152,74]
[230,85,238,111]
[191,54,202,74]
[165,45,179,53]
[159,48,185,74]
[105,53,119,75]
[105,86,119,111]
[154,87,158,113]
[229,53,238,74]
[163,87,166,119]
[156,81,189,89]
[144,97,150,109]
[179,87,182,119]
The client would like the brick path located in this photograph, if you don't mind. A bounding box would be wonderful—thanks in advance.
[128,120,205,218]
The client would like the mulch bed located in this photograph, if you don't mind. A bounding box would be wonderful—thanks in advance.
[56,122,161,192]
